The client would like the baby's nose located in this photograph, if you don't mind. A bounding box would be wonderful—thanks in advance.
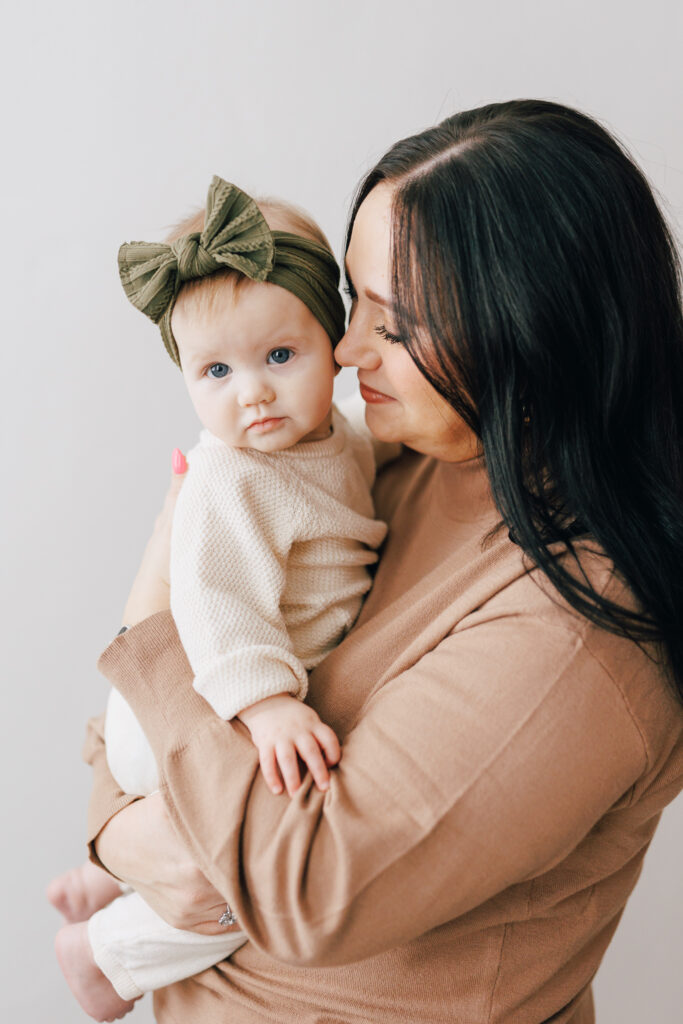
[237,374,275,407]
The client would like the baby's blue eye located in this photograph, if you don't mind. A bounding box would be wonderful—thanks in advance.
[207,363,231,379]
[268,348,293,365]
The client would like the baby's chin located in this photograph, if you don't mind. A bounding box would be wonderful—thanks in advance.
[229,424,305,453]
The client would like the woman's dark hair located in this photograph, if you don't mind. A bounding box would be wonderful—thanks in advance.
[346,99,683,703]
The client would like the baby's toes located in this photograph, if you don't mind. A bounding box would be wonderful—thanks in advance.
[46,874,73,919]
[46,869,88,923]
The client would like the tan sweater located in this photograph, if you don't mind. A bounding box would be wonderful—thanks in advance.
[86,446,683,1023]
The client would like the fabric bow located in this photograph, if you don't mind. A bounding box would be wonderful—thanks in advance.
[119,177,275,364]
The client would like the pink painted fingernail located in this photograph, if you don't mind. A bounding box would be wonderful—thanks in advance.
[172,448,187,474]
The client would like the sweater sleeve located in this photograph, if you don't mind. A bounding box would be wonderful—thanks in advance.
[82,713,139,868]
[96,605,647,968]
[170,447,309,720]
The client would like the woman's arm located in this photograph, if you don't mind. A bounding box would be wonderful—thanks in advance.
[83,713,139,859]
[96,601,647,968]
[85,713,238,936]
[119,452,186,629]
[83,458,186,864]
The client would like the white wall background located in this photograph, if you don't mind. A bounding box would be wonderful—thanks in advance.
[1,1,680,1021]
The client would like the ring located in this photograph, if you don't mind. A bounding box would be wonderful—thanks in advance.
[218,903,237,927]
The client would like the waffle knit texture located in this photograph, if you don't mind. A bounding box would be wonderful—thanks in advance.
[170,404,387,721]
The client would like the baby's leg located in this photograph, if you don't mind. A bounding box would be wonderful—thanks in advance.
[55,920,138,1022]
[87,890,248,1000]
[47,860,123,923]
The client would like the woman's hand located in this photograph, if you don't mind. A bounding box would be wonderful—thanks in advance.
[121,449,188,627]
[95,792,241,936]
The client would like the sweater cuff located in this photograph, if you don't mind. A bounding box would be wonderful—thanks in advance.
[193,646,309,720]
[96,610,211,752]
[82,713,140,874]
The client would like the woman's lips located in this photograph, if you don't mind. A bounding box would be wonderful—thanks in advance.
[359,382,395,404]
[248,417,285,433]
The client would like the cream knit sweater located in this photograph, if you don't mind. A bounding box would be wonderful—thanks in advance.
[170,404,388,721]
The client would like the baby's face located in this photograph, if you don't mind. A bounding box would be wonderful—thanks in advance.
[172,279,338,452]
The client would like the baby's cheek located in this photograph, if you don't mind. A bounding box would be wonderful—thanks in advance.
[311,393,333,427]
[313,369,335,411]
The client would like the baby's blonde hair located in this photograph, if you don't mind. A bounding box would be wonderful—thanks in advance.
[168,195,333,321]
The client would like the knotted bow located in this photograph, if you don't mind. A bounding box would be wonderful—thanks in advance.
[118,176,345,366]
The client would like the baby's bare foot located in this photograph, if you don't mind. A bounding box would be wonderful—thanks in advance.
[55,921,138,1022]
[47,860,122,923]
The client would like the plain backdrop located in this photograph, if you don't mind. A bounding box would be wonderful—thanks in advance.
[1,2,680,1021]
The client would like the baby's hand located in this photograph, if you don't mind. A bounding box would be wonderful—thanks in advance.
[237,693,341,797]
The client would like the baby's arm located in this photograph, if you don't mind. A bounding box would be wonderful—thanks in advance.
[237,693,340,797]
[171,443,340,795]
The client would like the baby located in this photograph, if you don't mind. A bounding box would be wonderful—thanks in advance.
[48,177,387,1021]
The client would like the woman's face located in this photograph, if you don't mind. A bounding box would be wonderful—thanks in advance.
[335,184,480,462]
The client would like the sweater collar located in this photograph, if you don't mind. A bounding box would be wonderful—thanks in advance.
[431,452,497,523]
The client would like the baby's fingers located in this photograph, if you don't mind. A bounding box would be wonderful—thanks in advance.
[314,722,341,768]
[296,734,331,793]
[259,746,284,796]
[275,740,302,797]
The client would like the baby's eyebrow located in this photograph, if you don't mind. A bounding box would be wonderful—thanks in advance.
[185,349,223,366]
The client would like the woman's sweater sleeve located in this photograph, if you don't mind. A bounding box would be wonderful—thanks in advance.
[83,713,139,865]
[95,605,647,968]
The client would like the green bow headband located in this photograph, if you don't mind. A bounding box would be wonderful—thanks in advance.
[118,176,346,367]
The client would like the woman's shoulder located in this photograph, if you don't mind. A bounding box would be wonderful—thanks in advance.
[471,539,683,776]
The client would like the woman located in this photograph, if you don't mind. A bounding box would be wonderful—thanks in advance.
[85,100,683,1022]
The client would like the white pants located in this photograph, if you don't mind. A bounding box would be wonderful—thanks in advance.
[88,891,247,1000]
[94,689,248,999]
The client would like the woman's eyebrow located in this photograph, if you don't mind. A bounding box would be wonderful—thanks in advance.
[344,259,393,309]
[365,287,393,309]
[343,265,392,308]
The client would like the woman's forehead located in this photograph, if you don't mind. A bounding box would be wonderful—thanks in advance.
[346,183,394,290]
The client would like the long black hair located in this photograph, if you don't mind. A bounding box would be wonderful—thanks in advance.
[346,100,683,703]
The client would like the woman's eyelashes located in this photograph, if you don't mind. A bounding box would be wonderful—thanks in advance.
[344,286,358,326]
[343,282,401,343]
[374,324,404,345]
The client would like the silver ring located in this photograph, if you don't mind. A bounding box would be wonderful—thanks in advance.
[218,903,237,927]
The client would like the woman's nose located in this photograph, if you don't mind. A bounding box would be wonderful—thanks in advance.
[237,374,275,407]
[334,318,382,371]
